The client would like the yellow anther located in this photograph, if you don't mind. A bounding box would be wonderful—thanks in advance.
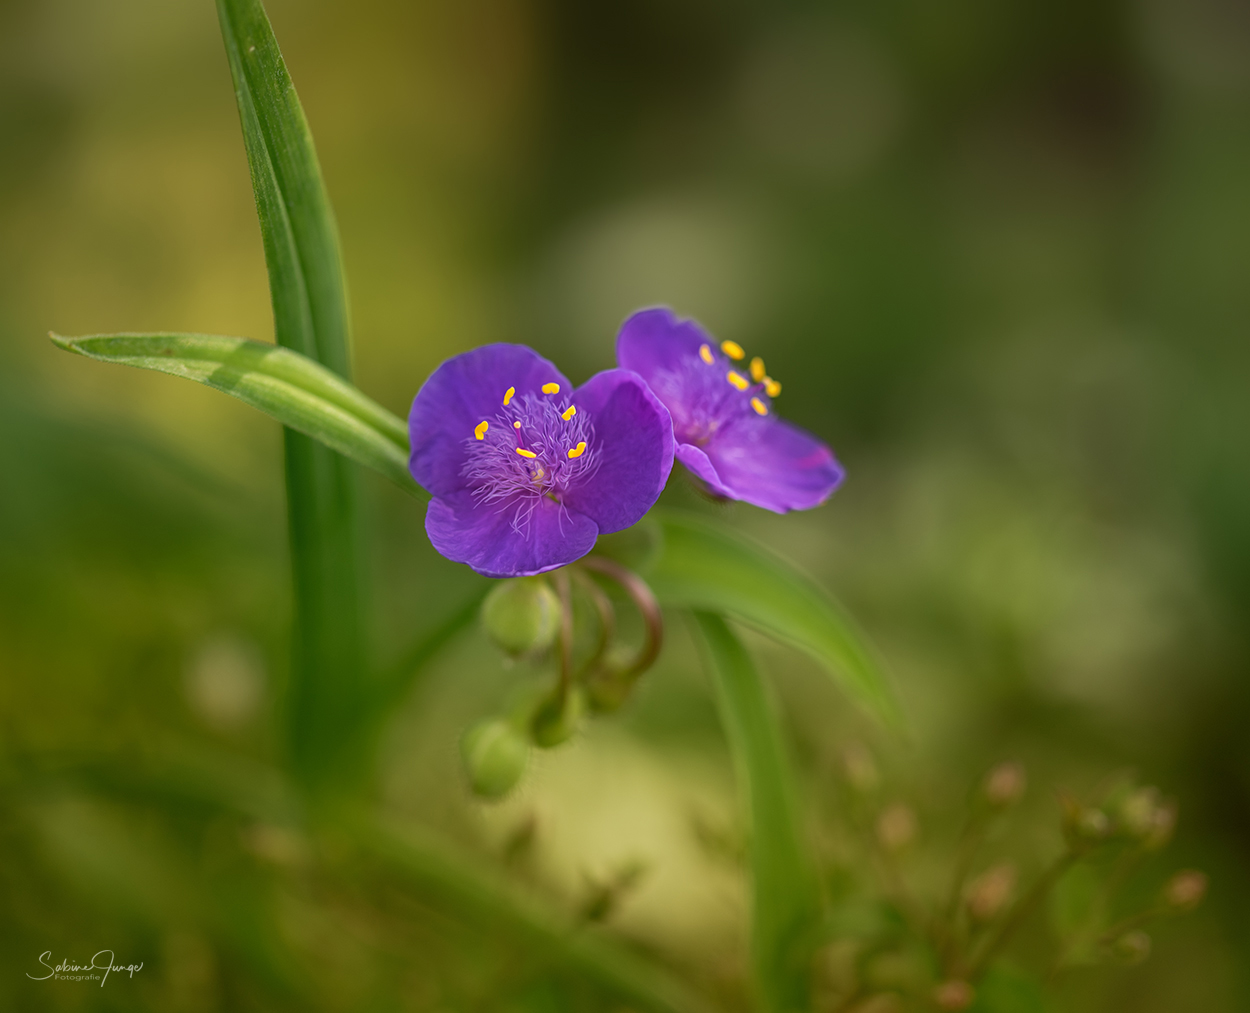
[699,343,714,364]
[727,370,749,391]
[542,382,560,394]
[503,386,515,406]
[721,340,745,360]
[750,397,768,416]
[515,447,537,459]
[764,377,781,397]
[567,441,587,459]
[474,420,489,440]
[513,420,522,429]
[750,356,765,382]
[561,405,577,421]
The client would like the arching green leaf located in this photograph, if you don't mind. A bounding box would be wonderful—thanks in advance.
[644,511,901,728]
[51,332,423,499]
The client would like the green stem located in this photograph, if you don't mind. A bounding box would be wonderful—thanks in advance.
[968,850,1078,978]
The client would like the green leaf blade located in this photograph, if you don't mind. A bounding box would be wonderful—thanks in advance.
[645,511,901,729]
[216,0,350,372]
[216,0,369,790]
[52,332,423,498]
[693,612,821,1013]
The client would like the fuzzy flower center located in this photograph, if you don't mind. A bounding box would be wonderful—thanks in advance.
[651,341,779,447]
[461,389,598,530]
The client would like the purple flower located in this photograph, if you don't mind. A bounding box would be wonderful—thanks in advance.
[409,343,675,578]
[616,307,844,513]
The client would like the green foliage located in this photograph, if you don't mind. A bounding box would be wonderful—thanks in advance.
[217,0,366,791]
[694,612,822,1013]
[50,332,420,496]
[649,512,900,728]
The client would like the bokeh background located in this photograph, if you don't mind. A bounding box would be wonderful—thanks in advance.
[2,0,1249,1009]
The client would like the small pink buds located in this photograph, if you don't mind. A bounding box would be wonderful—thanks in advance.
[983,761,1026,808]
[965,863,1016,922]
[1164,869,1208,911]
[1112,930,1152,965]
[876,803,917,853]
[841,742,881,793]
[933,980,975,1011]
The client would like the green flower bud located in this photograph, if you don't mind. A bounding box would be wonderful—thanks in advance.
[461,719,529,799]
[481,577,561,656]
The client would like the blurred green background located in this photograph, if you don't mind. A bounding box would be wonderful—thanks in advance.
[2,0,1249,1009]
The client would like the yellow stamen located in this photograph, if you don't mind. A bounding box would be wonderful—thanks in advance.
[513,420,522,429]
[721,340,745,360]
[567,441,587,459]
[561,405,577,421]
[503,386,515,406]
[764,377,781,397]
[727,370,749,391]
[542,382,560,394]
[474,420,489,440]
[699,343,714,364]
[750,356,765,382]
[750,397,768,416]
[515,447,537,459]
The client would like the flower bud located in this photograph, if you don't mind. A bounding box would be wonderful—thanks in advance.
[1112,930,1151,964]
[461,719,529,798]
[1144,799,1178,850]
[983,762,1026,808]
[1061,794,1111,845]
[842,742,881,793]
[875,803,917,853]
[933,980,975,1011]
[1163,870,1207,911]
[965,863,1016,922]
[1118,786,1161,838]
[481,577,560,656]
[529,687,584,748]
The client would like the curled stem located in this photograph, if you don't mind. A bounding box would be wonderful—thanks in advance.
[572,567,616,678]
[578,555,663,678]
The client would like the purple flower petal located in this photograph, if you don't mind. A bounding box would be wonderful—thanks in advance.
[703,417,845,512]
[410,344,572,497]
[673,443,734,499]
[615,306,845,513]
[561,369,674,534]
[426,489,599,578]
[616,306,712,378]
[409,343,676,577]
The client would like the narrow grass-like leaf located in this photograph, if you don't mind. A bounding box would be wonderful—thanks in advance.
[693,612,821,1013]
[643,511,901,729]
[217,0,367,788]
[51,332,423,499]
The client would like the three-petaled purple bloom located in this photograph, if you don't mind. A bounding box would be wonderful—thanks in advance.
[616,307,844,513]
[409,344,674,577]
